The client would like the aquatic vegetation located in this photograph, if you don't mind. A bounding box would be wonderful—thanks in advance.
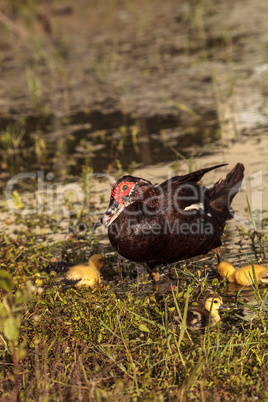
[0,219,267,400]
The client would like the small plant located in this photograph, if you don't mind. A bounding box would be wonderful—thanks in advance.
[26,66,43,108]
[31,133,47,165]
[0,123,26,174]
[0,270,37,400]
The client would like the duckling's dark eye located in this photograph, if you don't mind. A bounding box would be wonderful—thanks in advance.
[213,300,218,304]
[122,185,128,191]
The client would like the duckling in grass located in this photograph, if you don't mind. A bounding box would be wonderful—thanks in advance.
[65,254,104,288]
[218,261,268,286]
[184,293,228,330]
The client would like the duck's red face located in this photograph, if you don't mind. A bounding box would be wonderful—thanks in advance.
[111,181,136,204]
[101,176,151,227]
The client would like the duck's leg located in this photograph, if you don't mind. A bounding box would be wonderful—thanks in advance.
[147,263,160,282]
[213,247,223,264]
[151,269,160,282]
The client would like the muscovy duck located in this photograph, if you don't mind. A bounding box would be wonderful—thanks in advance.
[64,254,104,288]
[218,261,268,286]
[101,163,244,281]
[181,293,228,330]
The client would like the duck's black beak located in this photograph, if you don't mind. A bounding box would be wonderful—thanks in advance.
[101,201,125,227]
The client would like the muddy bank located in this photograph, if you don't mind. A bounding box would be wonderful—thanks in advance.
[0,0,268,177]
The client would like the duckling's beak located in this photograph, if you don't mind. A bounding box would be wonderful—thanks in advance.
[219,304,230,310]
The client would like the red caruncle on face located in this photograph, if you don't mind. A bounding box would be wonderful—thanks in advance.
[111,181,135,204]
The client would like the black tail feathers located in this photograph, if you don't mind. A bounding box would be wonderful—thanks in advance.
[208,163,245,227]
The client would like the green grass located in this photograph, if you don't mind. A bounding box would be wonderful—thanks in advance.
[0,225,267,401]
[0,0,267,399]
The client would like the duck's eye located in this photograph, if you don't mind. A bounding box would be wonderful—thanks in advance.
[122,184,128,192]
[213,300,218,304]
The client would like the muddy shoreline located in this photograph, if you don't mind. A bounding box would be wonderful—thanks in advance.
[0,0,267,195]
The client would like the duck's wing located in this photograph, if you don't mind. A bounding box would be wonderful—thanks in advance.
[237,265,268,285]
[186,307,209,330]
[55,278,82,289]
[158,164,227,190]
[43,261,73,273]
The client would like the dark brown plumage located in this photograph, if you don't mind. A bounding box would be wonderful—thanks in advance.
[43,261,73,273]
[101,163,244,280]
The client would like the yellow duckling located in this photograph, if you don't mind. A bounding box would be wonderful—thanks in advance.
[218,261,268,286]
[65,254,104,288]
[185,293,228,330]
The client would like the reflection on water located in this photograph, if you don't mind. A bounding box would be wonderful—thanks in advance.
[0,109,219,187]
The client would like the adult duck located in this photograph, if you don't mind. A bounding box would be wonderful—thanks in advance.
[102,163,244,281]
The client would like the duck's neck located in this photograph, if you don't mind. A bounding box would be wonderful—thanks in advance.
[140,186,159,211]
[218,262,236,283]
[89,261,97,270]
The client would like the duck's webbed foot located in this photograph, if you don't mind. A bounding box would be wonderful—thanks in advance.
[213,247,223,265]
[147,262,160,282]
